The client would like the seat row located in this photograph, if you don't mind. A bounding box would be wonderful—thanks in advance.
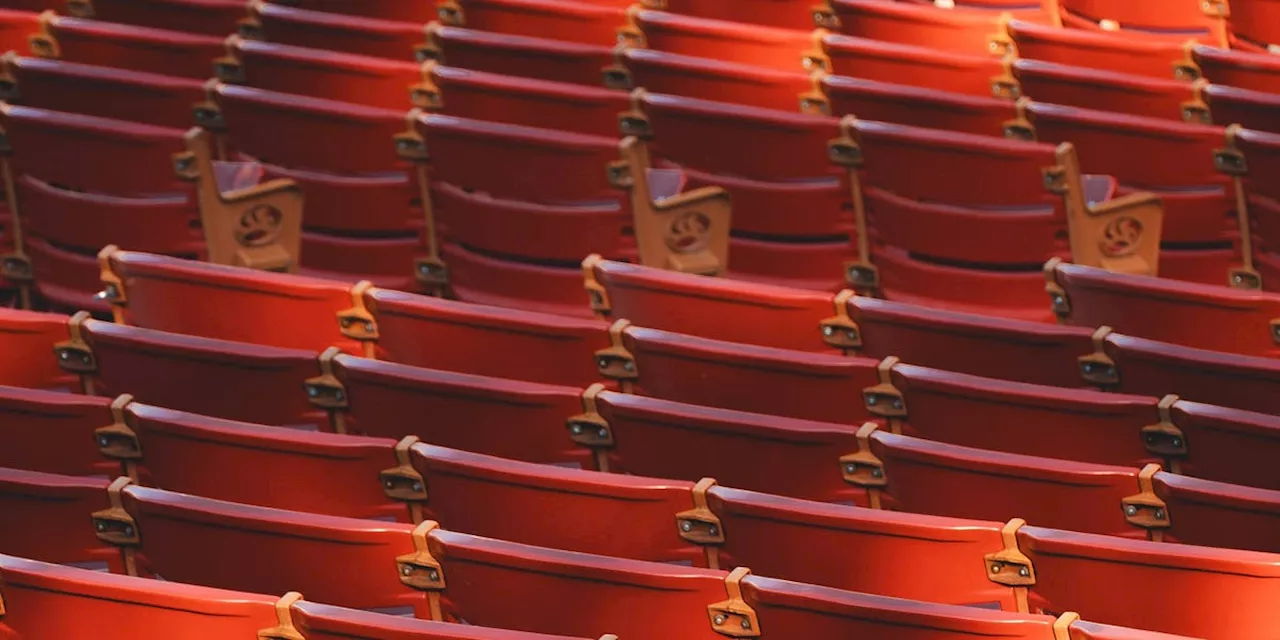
[0,552,1192,640]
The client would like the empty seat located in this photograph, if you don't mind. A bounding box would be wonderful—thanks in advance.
[584,256,836,351]
[1006,19,1198,80]
[286,600,611,640]
[72,316,329,429]
[219,36,421,110]
[1227,0,1280,50]
[328,355,592,468]
[1218,125,1280,289]
[103,248,363,354]
[1046,259,1280,356]
[612,47,811,112]
[1152,471,1280,553]
[0,555,281,638]
[823,0,1046,56]
[365,287,611,387]
[624,9,811,72]
[1202,84,1280,134]
[0,385,116,476]
[604,321,882,422]
[0,307,83,390]
[1011,59,1196,121]
[650,0,816,30]
[1021,101,1235,284]
[0,8,40,53]
[1056,0,1228,45]
[2,54,205,128]
[420,23,617,86]
[817,73,1016,136]
[31,12,224,79]
[259,0,436,23]
[208,82,427,290]
[1191,45,1280,93]
[812,33,1008,97]
[1017,524,1280,638]
[64,0,247,36]
[436,0,625,47]
[249,1,425,59]
[0,469,118,570]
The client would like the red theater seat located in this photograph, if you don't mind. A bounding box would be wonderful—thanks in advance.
[259,0,436,23]
[625,9,811,72]
[31,12,224,79]
[65,0,247,36]
[651,0,815,30]
[0,8,40,53]
[288,600,611,640]
[423,24,616,86]
[1023,101,1233,283]
[707,485,1019,608]
[818,73,1016,136]
[250,2,425,60]
[208,82,426,289]
[0,555,280,639]
[434,0,625,46]
[1056,0,1227,44]
[1005,19,1198,80]
[0,307,83,390]
[0,469,119,570]
[1018,525,1280,638]
[0,105,202,311]
[594,389,862,502]
[424,63,630,137]
[365,287,611,387]
[2,54,205,128]
[1228,0,1280,50]
[814,33,1007,97]
[124,401,407,521]
[613,47,811,112]
[825,0,1045,56]
[1047,260,1280,356]
[1152,471,1280,553]
[609,322,882,422]
[219,36,421,110]
[1011,59,1196,121]
[0,385,116,476]
[1201,84,1280,134]
[328,355,592,468]
[104,249,363,354]
[1191,45,1280,93]
[76,318,328,429]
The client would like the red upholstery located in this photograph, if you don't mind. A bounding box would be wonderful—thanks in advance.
[1191,45,1280,93]
[428,64,630,137]
[1058,0,1221,35]
[69,0,247,36]
[0,307,83,390]
[0,385,115,476]
[618,47,811,112]
[655,0,816,30]
[1153,471,1280,553]
[822,74,1016,136]
[1006,19,1196,79]
[261,0,436,23]
[439,0,625,46]
[828,0,1047,55]
[630,9,811,72]
[1012,59,1195,121]
[819,34,1007,97]
[289,600,605,640]
[225,37,421,109]
[1203,84,1280,134]
[1228,0,1280,49]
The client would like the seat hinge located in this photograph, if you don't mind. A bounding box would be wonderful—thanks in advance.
[676,478,724,569]
[1216,125,1262,291]
[984,518,1035,613]
[412,60,444,110]
[819,289,862,353]
[380,435,428,523]
[862,357,905,431]
[91,476,140,576]
[1181,79,1212,124]
[990,57,1020,99]
[1122,464,1171,542]
[337,280,379,359]
[95,394,140,481]
[987,13,1016,58]
[582,254,612,317]
[812,3,841,29]
[1140,395,1186,472]
[708,567,761,638]
[97,245,128,323]
[1052,612,1082,640]
[1172,40,1201,81]
[595,320,637,390]
[396,520,446,621]
[257,592,304,640]
[304,347,349,433]
[1003,98,1036,141]
[1043,257,1070,319]
[838,422,887,509]
[55,311,98,395]
[436,0,464,25]
[1078,326,1119,387]
[567,383,614,471]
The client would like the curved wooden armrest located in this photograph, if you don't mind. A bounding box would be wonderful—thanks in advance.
[1075,190,1164,277]
[176,127,304,272]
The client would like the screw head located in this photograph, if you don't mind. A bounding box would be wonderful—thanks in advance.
[333,391,345,401]
[844,463,856,474]
[597,428,608,439]
[990,562,1002,573]
[823,326,834,337]
[401,565,412,576]
[623,361,634,372]
[1154,509,1165,520]
[123,526,134,537]
[891,399,903,410]
[597,358,609,369]
[1125,505,1138,516]
[681,520,693,532]
[1171,438,1182,447]
[1018,566,1029,577]
[307,387,318,397]
[870,468,883,478]
[98,436,109,447]
[707,526,718,537]
[428,569,439,581]
[412,482,423,492]
[740,619,751,630]
[60,351,69,360]
[867,395,878,406]
[571,424,583,435]
[384,480,394,489]
[96,522,106,532]
[713,614,727,626]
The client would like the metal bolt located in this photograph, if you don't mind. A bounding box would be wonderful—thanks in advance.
[124,526,134,537]
[597,358,609,369]
[60,351,69,360]
[707,526,718,537]
[412,482,423,492]
[98,436,109,447]
[1171,438,1182,448]
[1154,509,1165,520]
[384,480,394,489]
[571,424,583,435]
[740,619,751,630]
[823,326,834,337]
[340,318,351,327]
[713,615,727,626]
[847,330,857,340]
[892,399,902,410]
[597,428,608,439]
[1125,505,1138,517]
[1018,566,1029,578]
[681,521,693,532]
[96,522,106,532]
[990,562,1002,573]
[428,569,439,581]
[334,391,345,401]
[365,322,374,332]
[402,565,412,576]
[623,361,634,372]
[419,264,431,274]
[82,355,90,365]
[844,463,856,474]
[867,395,878,406]
[870,468,883,478]
[307,387,318,397]
[1083,363,1095,373]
